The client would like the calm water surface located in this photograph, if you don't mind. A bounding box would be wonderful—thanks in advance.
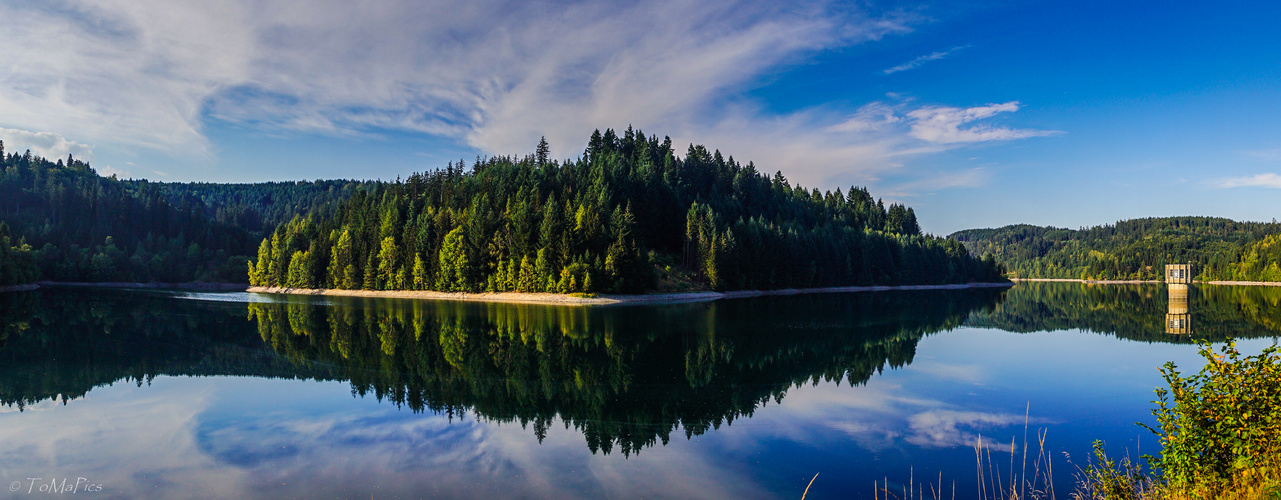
[1,283,1278,499]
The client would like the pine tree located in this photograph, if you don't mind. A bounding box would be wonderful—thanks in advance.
[437,227,469,291]
[536,136,550,166]
[377,236,398,289]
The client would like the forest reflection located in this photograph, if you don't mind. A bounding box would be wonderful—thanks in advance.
[246,290,1002,455]
[0,287,999,455]
[965,281,1281,342]
[7,283,1280,455]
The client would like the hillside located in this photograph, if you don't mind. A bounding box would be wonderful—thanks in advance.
[1,130,1005,291]
[248,128,1005,294]
[949,217,1281,281]
[0,141,367,284]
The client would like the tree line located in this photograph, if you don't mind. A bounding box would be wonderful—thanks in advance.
[249,128,1005,293]
[950,217,1281,281]
[0,140,365,284]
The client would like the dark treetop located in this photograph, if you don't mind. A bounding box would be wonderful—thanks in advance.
[249,129,1003,294]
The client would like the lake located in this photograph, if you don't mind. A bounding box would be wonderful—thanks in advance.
[1,283,1278,499]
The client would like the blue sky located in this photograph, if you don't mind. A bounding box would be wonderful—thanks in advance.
[2,0,1279,234]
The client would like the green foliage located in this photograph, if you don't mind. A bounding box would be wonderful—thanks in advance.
[951,218,1281,281]
[1077,340,1281,499]
[0,222,38,286]
[285,251,313,288]
[436,227,470,292]
[248,129,1003,294]
[1074,440,1156,500]
[0,140,364,283]
[1145,340,1281,489]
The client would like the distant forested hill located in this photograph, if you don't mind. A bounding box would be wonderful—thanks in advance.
[949,217,1281,281]
[248,128,1005,293]
[0,141,367,284]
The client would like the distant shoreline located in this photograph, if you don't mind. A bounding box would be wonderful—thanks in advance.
[36,281,250,291]
[0,284,40,293]
[247,282,1015,306]
[1198,280,1281,287]
[1011,278,1163,284]
[1011,278,1281,287]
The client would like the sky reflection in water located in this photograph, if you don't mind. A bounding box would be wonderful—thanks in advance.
[0,284,1278,499]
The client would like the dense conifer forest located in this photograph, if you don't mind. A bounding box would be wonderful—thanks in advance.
[0,131,1004,291]
[0,140,365,284]
[950,217,1281,281]
[248,129,1005,293]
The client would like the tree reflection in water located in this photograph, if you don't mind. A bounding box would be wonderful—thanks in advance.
[0,287,1000,455]
[11,283,1280,455]
[964,281,1281,342]
[247,290,1002,455]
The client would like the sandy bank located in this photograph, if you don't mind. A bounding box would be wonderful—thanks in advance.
[1199,280,1281,287]
[0,284,39,293]
[247,282,1013,306]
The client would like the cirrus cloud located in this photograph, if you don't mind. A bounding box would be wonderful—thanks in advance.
[0,0,1058,190]
[882,45,968,75]
[1217,173,1281,189]
[907,102,1063,144]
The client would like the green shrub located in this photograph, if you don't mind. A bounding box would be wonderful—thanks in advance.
[1078,340,1281,499]
[1145,340,1281,488]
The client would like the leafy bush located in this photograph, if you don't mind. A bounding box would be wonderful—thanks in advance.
[1077,340,1281,499]
[1146,340,1281,488]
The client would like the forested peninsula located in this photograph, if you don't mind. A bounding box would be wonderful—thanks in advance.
[0,131,1005,294]
[950,217,1281,281]
[246,129,1005,294]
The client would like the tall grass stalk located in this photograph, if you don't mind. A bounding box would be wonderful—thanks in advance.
[877,405,1057,500]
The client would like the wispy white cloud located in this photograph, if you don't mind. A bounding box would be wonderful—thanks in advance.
[905,410,1042,450]
[0,376,771,499]
[827,102,904,133]
[0,127,94,162]
[882,46,967,74]
[0,1,1054,189]
[0,2,905,155]
[778,100,1054,189]
[1217,173,1281,189]
[907,102,1062,144]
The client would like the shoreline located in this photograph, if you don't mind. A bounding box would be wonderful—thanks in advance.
[1011,278,1281,287]
[1011,278,1163,284]
[36,281,250,291]
[247,282,1015,306]
[1198,280,1281,287]
[0,284,40,293]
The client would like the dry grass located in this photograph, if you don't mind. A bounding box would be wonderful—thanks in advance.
[873,404,1059,500]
